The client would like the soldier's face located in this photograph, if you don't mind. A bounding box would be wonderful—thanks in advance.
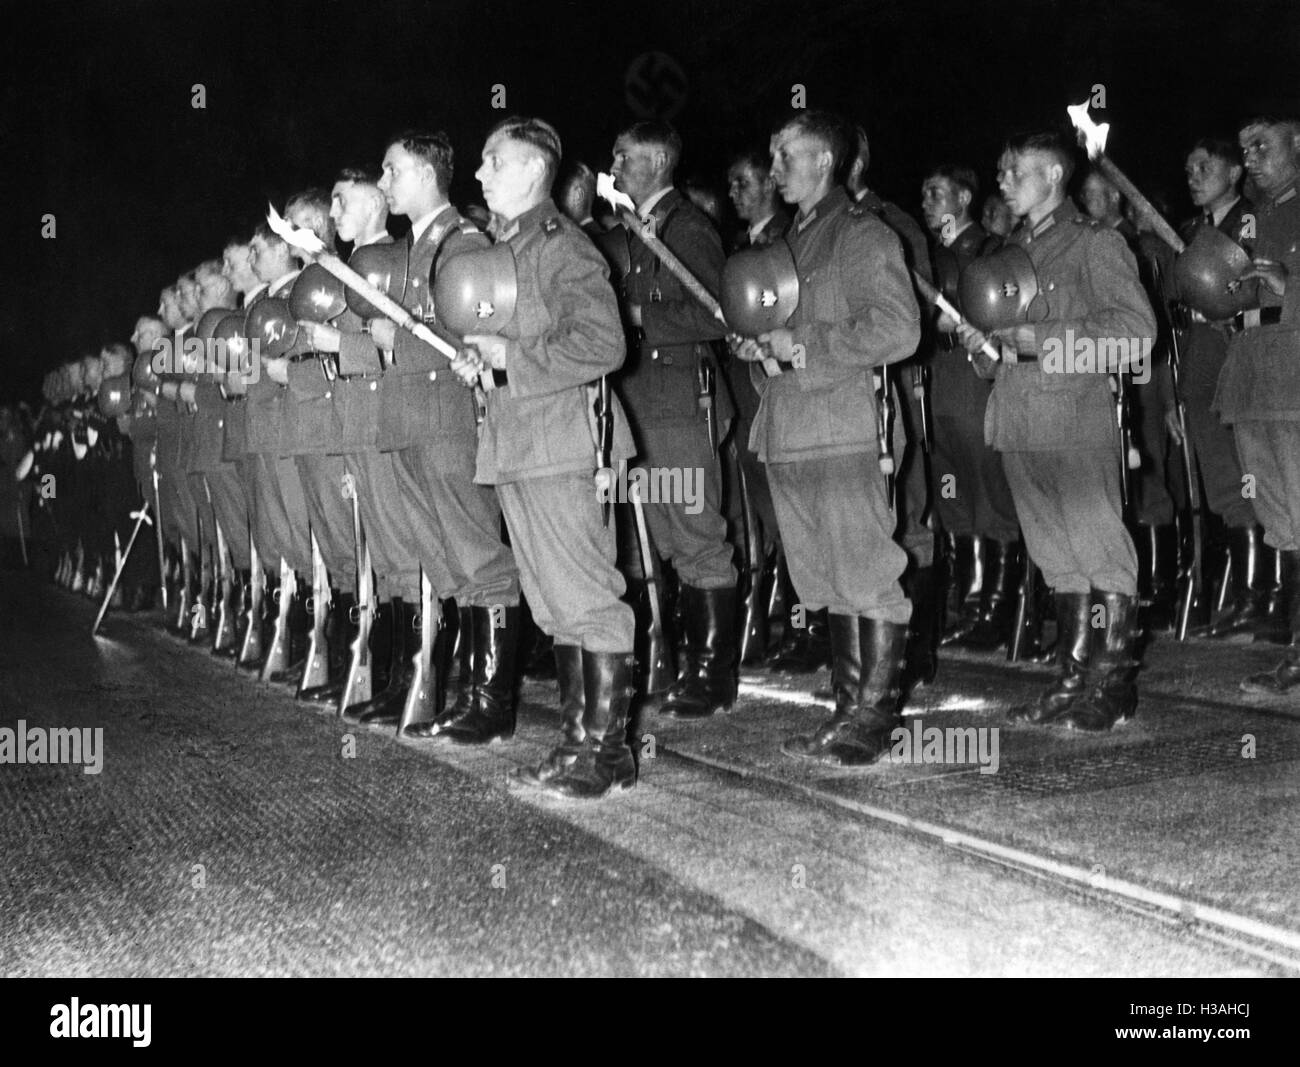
[222,244,259,293]
[101,348,128,379]
[331,181,379,243]
[379,144,429,220]
[197,269,233,311]
[727,162,772,224]
[1081,174,1119,223]
[288,202,335,251]
[133,317,166,355]
[981,196,1015,236]
[769,127,826,208]
[997,150,1055,220]
[610,137,664,206]
[921,175,966,233]
[1239,123,1299,195]
[159,288,185,330]
[1185,149,1239,208]
[176,277,201,320]
[82,357,103,391]
[250,234,290,283]
[476,133,538,221]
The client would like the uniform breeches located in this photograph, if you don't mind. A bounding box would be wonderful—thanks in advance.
[347,449,421,603]
[932,411,1019,541]
[1232,421,1300,551]
[294,453,355,587]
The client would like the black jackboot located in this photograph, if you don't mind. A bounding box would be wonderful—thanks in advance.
[1241,550,1300,694]
[1059,590,1140,730]
[1009,591,1092,724]
[343,597,412,725]
[952,539,1020,650]
[514,644,586,785]
[1194,525,1268,639]
[298,592,357,705]
[1138,524,1178,632]
[781,615,908,766]
[533,650,637,799]
[767,606,831,674]
[660,585,738,720]
[941,533,984,645]
[902,565,940,690]
[268,578,311,686]
[1252,544,1289,644]
[739,550,776,666]
[411,604,520,743]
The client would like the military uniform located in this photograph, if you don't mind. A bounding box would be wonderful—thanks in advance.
[1214,176,1300,693]
[990,201,1156,731]
[611,187,737,719]
[759,187,919,768]
[477,199,638,798]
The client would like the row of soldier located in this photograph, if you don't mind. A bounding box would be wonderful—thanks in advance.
[21,110,1300,800]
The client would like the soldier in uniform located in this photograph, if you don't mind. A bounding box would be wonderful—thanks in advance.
[607,120,738,720]
[1219,116,1300,695]
[920,165,1021,653]
[1174,139,1270,640]
[982,193,1017,239]
[725,148,789,665]
[364,131,522,741]
[735,110,919,766]
[957,131,1156,731]
[449,115,638,798]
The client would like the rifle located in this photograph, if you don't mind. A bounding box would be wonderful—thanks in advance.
[594,377,614,527]
[238,537,265,667]
[1007,555,1041,662]
[211,514,238,653]
[151,459,168,611]
[92,502,152,635]
[175,534,193,633]
[697,353,718,458]
[299,529,331,692]
[1112,372,1140,515]
[874,365,897,508]
[736,451,768,664]
[189,505,209,640]
[912,363,932,455]
[338,472,374,714]
[630,480,674,694]
[398,568,438,732]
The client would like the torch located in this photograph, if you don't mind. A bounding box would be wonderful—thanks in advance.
[596,173,783,378]
[1067,102,1186,255]
[264,205,495,392]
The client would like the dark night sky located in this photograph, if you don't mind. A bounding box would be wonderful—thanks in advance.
[3,0,1298,403]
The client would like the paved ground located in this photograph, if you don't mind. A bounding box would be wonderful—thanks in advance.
[1,569,1296,976]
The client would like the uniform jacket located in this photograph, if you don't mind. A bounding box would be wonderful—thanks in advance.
[376,206,487,453]
[985,200,1156,452]
[475,198,634,485]
[749,187,920,463]
[611,189,732,436]
[184,379,232,473]
[1214,179,1300,420]
[242,271,301,456]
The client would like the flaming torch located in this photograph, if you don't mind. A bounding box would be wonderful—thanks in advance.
[1067,101,1186,255]
[264,205,493,389]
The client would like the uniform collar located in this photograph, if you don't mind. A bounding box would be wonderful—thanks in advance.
[1270,178,1298,207]
[1209,196,1241,227]
[638,185,675,220]
[940,219,974,248]
[797,187,851,232]
[1026,198,1074,240]
[410,203,454,246]
[747,211,777,243]
[498,197,561,243]
[268,270,300,296]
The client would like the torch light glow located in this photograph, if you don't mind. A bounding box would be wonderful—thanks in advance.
[596,172,636,213]
[1067,101,1111,159]
[266,203,325,255]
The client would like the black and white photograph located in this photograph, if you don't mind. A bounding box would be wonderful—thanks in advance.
[1,0,1297,1007]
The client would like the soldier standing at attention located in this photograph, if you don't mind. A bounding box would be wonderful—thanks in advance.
[736,110,919,767]
[607,120,739,721]
[453,116,639,798]
[1220,117,1300,695]
[958,131,1156,731]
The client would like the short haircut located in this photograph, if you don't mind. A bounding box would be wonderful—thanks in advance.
[286,186,331,217]
[223,233,251,252]
[488,115,563,187]
[1238,114,1300,136]
[335,165,380,185]
[252,223,285,244]
[1004,130,1076,186]
[774,110,853,180]
[557,159,595,204]
[195,258,225,281]
[728,147,771,177]
[1190,137,1242,167]
[1084,165,1119,195]
[102,341,134,364]
[927,164,980,201]
[388,129,455,192]
[617,119,682,174]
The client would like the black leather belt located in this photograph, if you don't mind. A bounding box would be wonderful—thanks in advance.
[1230,307,1282,333]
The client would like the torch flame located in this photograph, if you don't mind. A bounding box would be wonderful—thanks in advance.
[596,172,636,214]
[1067,100,1110,159]
[266,202,325,255]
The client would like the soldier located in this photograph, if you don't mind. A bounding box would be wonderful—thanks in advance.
[735,110,919,766]
[452,115,639,798]
[920,165,1021,653]
[982,193,1016,239]
[364,131,522,742]
[556,160,604,241]
[1081,167,1180,629]
[957,131,1156,731]
[1174,139,1270,640]
[725,148,789,666]
[1220,116,1300,695]
[607,119,738,720]
[846,125,940,688]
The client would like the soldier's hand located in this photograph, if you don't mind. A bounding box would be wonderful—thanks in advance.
[732,337,765,363]
[367,318,397,350]
[1164,405,1183,447]
[627,303,643,328]
[955,322,990,356]
[936,310,958,334]
[450,347,485,388]
[223,370,248,396]
[299,322,341,353]
[969,349,999,380]
[757,327,795,362]
[1240,257,1288,296]
[463,334,508,370]
[264,357,289,385]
